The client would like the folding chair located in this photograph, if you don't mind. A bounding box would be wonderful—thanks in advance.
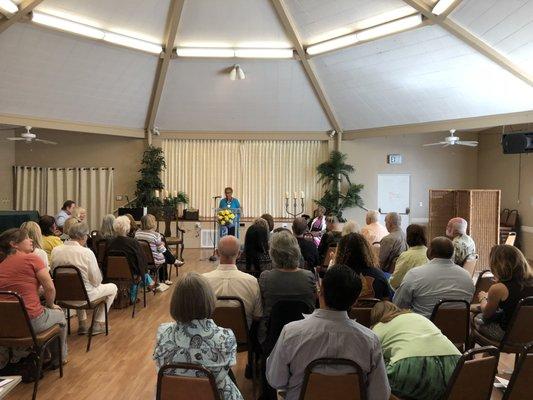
[156,363,220,400]
[349,298,380,328]
[430,299,470,351]
[53,265,109,351]
[300,358,366,400]
[462,254,479,278]
[106,254,145,318]
[502,342,533,400]
[138,239,161,290]
[0,291,64,400]
[442,346,499,400]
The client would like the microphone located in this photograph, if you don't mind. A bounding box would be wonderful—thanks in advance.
[213,195,221,199]
[125,195,130,204]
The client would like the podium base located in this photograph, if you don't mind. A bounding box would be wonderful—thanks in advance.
[209,255,218,262]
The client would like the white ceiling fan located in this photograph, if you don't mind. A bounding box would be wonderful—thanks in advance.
[6,126,57,145]
[423,129,478,148]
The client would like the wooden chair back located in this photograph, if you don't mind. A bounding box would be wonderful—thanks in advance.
[106,255,133,280]
[501,297,533,351]
[53,265,90,303]
[474,270,495,301]
[503,343,533,400]
[138,240,156,267]
[156,363,220,400]
[299,358,366,400]
[430,299,470,350]
[0,291,37,343]
[212,296,249,346]
[505,232,517,246]
[500,208,510,226]
[96,240,107,266]
[463,254,479,277]
[349,298,380,328]
[443,346,499,400]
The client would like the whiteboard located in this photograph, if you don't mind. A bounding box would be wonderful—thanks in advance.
[378,174,410,230]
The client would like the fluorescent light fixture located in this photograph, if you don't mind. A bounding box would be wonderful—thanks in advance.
[234,48,293,58]
[432,0,456,16]
[0,0,17,14]
[357,14,423,42]
[32,12,105,40]
[104,32,162,54]
[306,33,359,56]
[176,47,235,58]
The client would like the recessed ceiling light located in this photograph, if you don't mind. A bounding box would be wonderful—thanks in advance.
[0,0,18,15]
[306,33,359,56]
[432,0,457,16]
[357,14,423,42]
[234,48,293,59]
[32,12,105,40]
[103,32,162,55]
[176,48,235,58]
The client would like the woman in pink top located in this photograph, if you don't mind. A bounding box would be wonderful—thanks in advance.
[0,228,68,367]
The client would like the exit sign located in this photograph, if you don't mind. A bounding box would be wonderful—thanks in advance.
[387,154,402,164]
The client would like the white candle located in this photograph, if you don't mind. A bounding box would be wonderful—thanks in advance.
[285,192,289,199]
[301,191,305,199]
[162,189,168,198]
[173,190,178,198]
[154,189,159,198]
[293,191,298,199]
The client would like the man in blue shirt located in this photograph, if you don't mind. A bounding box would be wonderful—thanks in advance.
[219,187,241,237]
[55,200,76,228]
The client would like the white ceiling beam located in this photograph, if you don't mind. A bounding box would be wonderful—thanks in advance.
[402,0,533,87]
[0,0,43,35]
[144,0,185,145]
[270,0,343,134]
[343,110,533,139]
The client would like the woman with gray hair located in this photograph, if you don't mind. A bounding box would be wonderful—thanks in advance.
[258,231,316,344]
[97,214,116,242]
[106,216,155,304]
[153,272,243,400]
[51,221,118,335]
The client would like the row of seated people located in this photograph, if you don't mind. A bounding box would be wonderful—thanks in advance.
[154,228,532,399]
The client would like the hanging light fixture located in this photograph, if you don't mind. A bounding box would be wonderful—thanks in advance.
[229,65,245,81]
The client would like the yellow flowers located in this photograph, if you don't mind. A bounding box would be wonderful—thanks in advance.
[217,209,235,226]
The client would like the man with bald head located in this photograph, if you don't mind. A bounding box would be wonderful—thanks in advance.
[393,237,474,318]
[379,212,408,273]
[203,235,262,328]
[446,217,476,266]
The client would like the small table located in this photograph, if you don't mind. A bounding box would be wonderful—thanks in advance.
[0,376,22,399]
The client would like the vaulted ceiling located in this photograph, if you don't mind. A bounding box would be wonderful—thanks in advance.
[0,0,532,137]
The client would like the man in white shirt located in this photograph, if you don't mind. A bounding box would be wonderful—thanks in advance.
[51,221,117,335]
[393,237,474,318]
[446,217,476,266]
[203,235,262,328]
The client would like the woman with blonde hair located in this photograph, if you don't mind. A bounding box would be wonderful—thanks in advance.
[474,244,533,340]
[153,272,243,400]
[20,220,49,268]
[371,301,461,400]
[71,206,87,222]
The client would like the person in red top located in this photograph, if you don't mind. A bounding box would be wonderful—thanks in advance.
[0,228,67,367]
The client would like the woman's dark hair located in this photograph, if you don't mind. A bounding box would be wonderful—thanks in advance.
[272,227,291,234]
[0,228,28,262]
[38,215,56,236]
[323,264,362,311]
[406,224,427,247]
[244,224,270,270]
[335,232,377,274]
[260,213,274,232]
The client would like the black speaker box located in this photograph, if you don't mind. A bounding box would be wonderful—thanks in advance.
[502,132,533,154]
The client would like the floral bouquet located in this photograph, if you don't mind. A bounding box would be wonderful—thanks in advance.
[217,209,235,226]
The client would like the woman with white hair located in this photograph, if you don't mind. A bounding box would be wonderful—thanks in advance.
[106,216,155,304]
[258,231,316,344]
[97,214,116,242]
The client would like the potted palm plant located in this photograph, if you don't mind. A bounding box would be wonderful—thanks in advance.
[315,150,364,221]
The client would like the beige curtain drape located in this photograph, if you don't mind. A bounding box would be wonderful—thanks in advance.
[162,139,328,218]
[14,166,114,230]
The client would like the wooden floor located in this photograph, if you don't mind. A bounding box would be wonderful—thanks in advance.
[7,249,510,400]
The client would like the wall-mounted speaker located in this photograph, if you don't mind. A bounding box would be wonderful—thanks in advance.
[502,132,533,154]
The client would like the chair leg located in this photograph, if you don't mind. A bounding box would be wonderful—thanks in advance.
[32,349,45,400]
[179,243,184,261]
[87,307,97,352]
[245,346,253,379]
[132,283,138,319]
[104,302,109,335]
[57,336,63,378]
[66,308,71,335]
[143,282,147,308]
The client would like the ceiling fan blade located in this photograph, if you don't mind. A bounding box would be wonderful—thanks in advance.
[35,139,58,145]
[423,142,446,146]
[456,141,478,147]
[6,137,24,141]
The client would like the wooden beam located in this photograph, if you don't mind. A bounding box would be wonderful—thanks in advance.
[160,130,330,141]
[0,0,43,34]
[343,110,533,139]
[144,0,185,144]
[402,0,533,87]
[0,113,145,138]
[270,0,343,134]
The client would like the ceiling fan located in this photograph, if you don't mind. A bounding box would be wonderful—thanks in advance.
[423,129,478,148]
[6,126,57,145]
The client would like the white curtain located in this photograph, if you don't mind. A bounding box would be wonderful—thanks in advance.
[14,166,114,230]
[162,139,328,218]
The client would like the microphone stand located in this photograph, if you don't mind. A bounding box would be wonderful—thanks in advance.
[209,196,221,262]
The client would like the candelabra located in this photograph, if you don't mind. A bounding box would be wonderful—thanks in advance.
[285,197,305,218]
